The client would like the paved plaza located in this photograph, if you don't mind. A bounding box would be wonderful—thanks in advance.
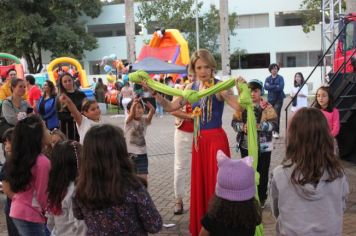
[1,103,356,235]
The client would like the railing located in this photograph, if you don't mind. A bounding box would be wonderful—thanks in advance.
[284,22,347,129]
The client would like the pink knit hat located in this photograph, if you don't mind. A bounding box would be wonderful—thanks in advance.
[215,150,256,201]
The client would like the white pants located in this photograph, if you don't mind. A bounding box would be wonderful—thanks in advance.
[122,97,132,116]
[174,128,193,199]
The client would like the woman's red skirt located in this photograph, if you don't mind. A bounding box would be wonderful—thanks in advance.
[189,128,230,236]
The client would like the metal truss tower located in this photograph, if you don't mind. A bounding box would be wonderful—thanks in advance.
[321,0,343,80]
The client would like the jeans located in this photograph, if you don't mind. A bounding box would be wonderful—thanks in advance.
[4,198,20,236]
[156,101,164,116]
[269,99,284,133]
[12,218,46,236]
[174,129,193,199]
[241,148,271,202]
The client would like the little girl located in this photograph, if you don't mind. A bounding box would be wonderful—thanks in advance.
[270,108,349,235]
[43,129,67,159]
[3,115,51,235]
[0,128,20,236]
[199,150,262,236]
[59,94,102,144]
[46,140,86,235]
[125,98,155,181]
[314,86,340,137]
[72,124,162,235]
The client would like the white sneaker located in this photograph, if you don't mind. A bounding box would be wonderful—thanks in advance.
[273,132,280,139]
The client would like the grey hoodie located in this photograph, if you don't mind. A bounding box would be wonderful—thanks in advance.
[270,165,349,236]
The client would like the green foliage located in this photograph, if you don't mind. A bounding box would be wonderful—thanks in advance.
[300,0,346,33]
[136,1,237,55]
[0,0,102,73]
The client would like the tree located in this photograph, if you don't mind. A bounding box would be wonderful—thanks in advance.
[0,0,102,73]
[299,0,349,33]
[136,0,237,58]
[345,0,356,13]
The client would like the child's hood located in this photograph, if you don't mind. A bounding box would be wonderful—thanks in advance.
[281,166,332,201]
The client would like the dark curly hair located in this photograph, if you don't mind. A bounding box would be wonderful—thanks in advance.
[207,194,262,229]
[5,115,44,192]
[47,141,81,215]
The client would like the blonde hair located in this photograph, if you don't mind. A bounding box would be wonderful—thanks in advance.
[188,49,217,76]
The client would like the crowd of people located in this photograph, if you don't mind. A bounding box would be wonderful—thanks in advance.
[0,48,350,236]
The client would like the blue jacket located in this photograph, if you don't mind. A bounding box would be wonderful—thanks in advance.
[37,96,59,130]
[264,74,286,103]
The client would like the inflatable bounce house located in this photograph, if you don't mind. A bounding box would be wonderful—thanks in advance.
[0,53,24,79]
[137,29,190,67]
[47,57,94,100]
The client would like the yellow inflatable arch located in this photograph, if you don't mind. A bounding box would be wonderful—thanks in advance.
[47,57,89,88]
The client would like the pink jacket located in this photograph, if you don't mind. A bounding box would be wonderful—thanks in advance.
[321,108,340,137]
[10,154,51,223]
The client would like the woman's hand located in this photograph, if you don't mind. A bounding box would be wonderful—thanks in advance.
[235,76,247,85]
[59,94,70,106]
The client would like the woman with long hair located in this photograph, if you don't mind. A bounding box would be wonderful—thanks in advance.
[144,49,241,236]
[37,80,59,130]
[3,115,51,235]
[56,73,86,141]
[290,72,308,114]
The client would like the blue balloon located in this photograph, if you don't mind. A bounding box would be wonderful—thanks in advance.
[104,65,112,73]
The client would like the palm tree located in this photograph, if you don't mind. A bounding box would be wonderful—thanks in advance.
[125,0,135,63]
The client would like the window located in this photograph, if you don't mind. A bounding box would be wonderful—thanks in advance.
[231,53,270,69]
[275,11,303,27]
[276,51,322,67]
[237,14,269,29]
[87,23,141,38]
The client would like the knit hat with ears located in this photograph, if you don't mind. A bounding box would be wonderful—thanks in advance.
[215,150,256,201]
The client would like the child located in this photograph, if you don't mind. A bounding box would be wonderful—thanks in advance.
[46,140,86,235]
[50,129,67,147]
[199,150,262,236]
[72,124,162,235]
[0,128,20,236]
[290,72,308,113]
[270,108,349,235]
[59,94,102,144]
[124,98,155,181]
[314,86,340,137]
[3,115,51,236]
[231,79,277,207]
[43,129,67,159]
